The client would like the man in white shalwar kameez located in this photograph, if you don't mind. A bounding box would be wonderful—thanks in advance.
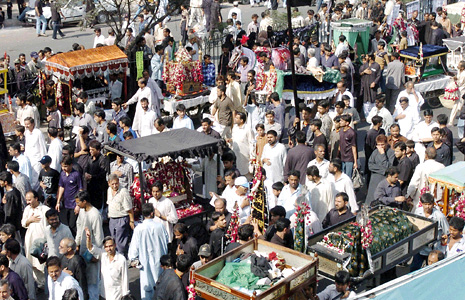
[143,71,163,116]
[86,232,129,300]
[261,130,287,184]
[74,191,104,300]
[138,98,157,137]
[123,78,158,135]
[129,203,169,300]
[406,147,445,211]
[411,111,439,164]
[21,191,50,286]
[24,117,46,190]
[230,112,254,176]
[47,128,63,172]
[306,166,335,221]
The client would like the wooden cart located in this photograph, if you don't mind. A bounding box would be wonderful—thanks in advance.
[307,207,438,280]
[191,238,318,300]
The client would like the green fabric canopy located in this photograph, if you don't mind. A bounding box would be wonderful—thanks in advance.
[428,161,465,193]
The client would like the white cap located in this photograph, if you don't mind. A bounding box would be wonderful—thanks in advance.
[235,176,249,189]
[233,1,239,6]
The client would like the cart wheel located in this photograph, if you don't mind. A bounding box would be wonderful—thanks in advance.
[426,97,442,109]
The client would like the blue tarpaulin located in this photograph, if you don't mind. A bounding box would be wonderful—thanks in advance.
[354,253,465,299]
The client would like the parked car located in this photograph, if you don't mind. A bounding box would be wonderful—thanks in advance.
[25,0,117,29]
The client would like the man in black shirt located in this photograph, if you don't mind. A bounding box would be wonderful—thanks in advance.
[428,128,451,166]
[322,192,354,229]
[154,254,189,300]
[225,224,253,252]
[218,45,231,76]
[50,0,65,39]
[209,212,227,258]
[393,142,413,195]
[0,172,22,231]
[85,140,109,209]
[201,118,221,139]
[59,237,88,300]
[205,198,231,233]
[174,223,198,264]
[270,218,293,249]
[39,155,60,207]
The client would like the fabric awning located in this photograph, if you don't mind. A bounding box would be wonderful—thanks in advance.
[105,128,224,163]
[443,36,465,52]
[428,161,465,193]
[44,45,128,81]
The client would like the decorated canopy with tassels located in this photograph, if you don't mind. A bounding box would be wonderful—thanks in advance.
[44,45,128,81]
[428,161,465,193]
[105,128,224,163]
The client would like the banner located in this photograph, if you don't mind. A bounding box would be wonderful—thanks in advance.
[406,0,420,19]
[136,51,144,80]
[387,4,401,26]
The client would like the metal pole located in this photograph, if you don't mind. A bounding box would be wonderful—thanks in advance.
[287,4,300,130]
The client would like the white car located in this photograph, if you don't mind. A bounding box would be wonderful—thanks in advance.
[26,0,116,29]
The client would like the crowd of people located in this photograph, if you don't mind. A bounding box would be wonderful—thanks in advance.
[2,0,465,299]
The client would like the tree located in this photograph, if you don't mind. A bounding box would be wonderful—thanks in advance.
[85,0,187,52]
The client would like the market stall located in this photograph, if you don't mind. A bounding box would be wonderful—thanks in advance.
[428,161,465,217]
[43,45,128,115]
[104,128,223,221]
[191,238,318,300]
[307,206,438,280]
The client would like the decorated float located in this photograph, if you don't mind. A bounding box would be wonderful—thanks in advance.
[161,46,212,119]
[105,128,223,221]
[190,238,318,300]
[307,206,438,280]
[428,161,465,218]
[399,44,451,108]
[42,45,128,116]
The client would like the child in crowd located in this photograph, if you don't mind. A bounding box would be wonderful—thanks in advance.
[405,140,420,169]
[45,99,63,130]
[270,181,284,210]
[202,55,216,87]
[14,125,25,151]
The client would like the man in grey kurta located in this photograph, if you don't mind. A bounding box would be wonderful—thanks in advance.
[75,191,104,300]
[366,136,395,205]
[45,210,74,257]
[384,52,405,112]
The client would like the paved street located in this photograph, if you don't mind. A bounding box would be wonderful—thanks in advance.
[1,2,464,299]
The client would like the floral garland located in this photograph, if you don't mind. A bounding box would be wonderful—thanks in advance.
[56,81,63,107]
[455,193,465,220]
[418,186,430,208]
[226,203,239,243]
[317,232,354,254]
[360,220,373,249]
[264,66,278,94]
[187,280,196,300]
[444,80,460,101]
[294,202,311,253]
